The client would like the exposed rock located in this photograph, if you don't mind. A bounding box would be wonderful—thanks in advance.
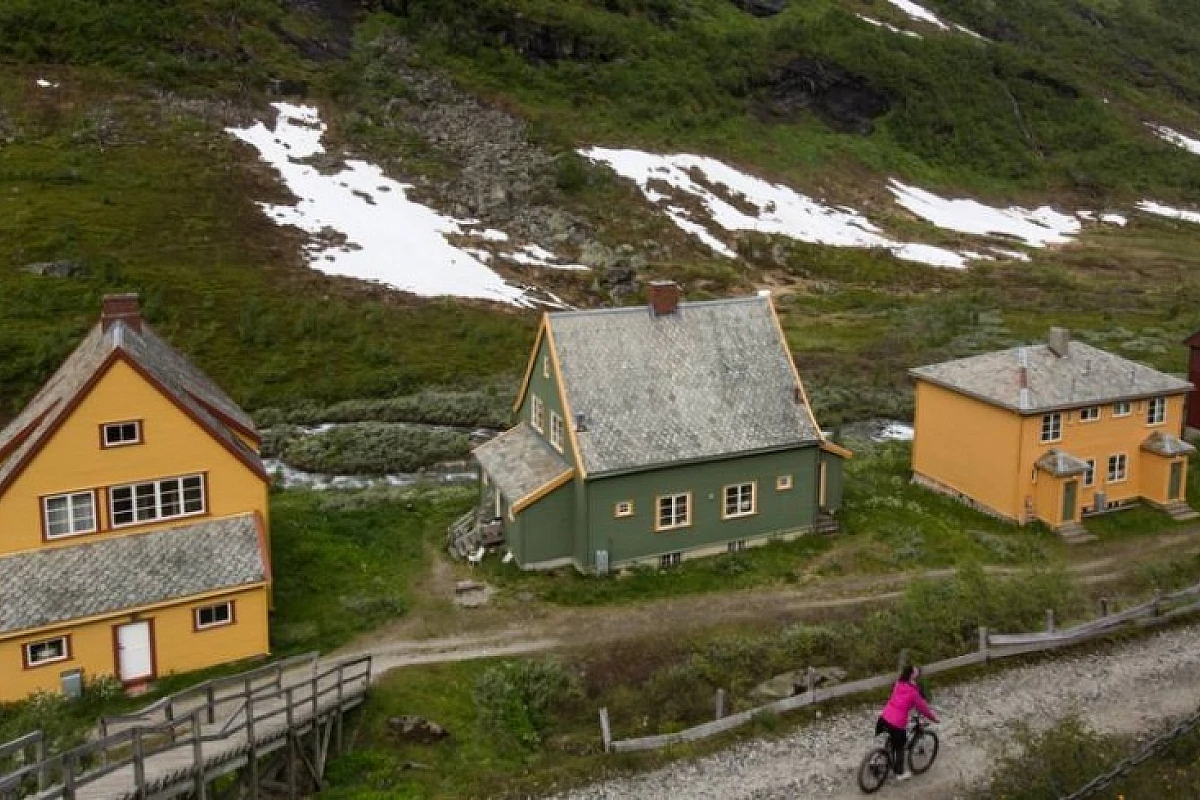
[731,0,788,18]
[493,16,620,64]
[1015,68,1080,99]
[753,56,891,134]
[22,260,85,278]
[388,715,449,744]
[751,666,847,701]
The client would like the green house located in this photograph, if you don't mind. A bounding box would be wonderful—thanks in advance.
[466,283,849,573]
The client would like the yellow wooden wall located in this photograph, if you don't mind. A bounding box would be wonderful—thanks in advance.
[0,586,269,702]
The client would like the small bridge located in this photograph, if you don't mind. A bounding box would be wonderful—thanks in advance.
[0,652,371,800]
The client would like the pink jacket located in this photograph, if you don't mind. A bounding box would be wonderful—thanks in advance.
[880,680,938,728]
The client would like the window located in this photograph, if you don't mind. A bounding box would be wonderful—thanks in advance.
[727,539,747,553]
[43,492,96,539]
[656,493,691,531]
[659,552,681,568]
[1107,454,1128,483]
[24,636,69,667]
[614,501,634,518]
[1079,407,1100,422]
[1040,413,1062,443]
[110,475,205,527]
[549,411,564,452]
[542,355,550,379]
[776,475,793,491]
[102,420,142,447]
[1112,401,1131,417]
[1147,397,1167,425]
[195,601,234,630]
[1083,459,1096,487]
[530,395,545,432]
[723,482,756,519]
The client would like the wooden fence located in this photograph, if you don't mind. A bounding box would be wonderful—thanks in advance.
[601,582,1200,753]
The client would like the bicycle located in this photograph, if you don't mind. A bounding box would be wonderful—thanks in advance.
[857,713,940,793]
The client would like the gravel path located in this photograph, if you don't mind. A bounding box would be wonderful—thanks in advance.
[552,623,1200,800]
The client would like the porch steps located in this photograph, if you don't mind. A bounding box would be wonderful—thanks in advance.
[1057,521,1098,545]
[1161,501,1200,522]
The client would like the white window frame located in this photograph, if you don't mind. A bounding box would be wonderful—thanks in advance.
[723,482,757,519]
[110,474,206,528]
[727,539,747,553]
[24,636,69,667]
[1147,397,1166,426]
[776,474,793,491]
[195,601,234,630]
[1083,459,1096,487]
[530,394,545,433]
[1107,453,1128,483]
[656,493,691,531]
[43,491,97,539]
[1112,401,1131,417]
[1040,412,1062,443]
[549,411,564,452]
[614,501,634,518]
[542,354,550,379]
[659,552,681,568]
[1079,407,1100,422]
[102,420,142,447]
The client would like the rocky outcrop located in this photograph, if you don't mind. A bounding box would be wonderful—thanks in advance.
[753,56,891,134]
[731,0,788,18]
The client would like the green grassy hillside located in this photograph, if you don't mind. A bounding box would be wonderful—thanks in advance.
[3,0,1200,424]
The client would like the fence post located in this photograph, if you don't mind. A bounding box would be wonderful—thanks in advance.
[978,626,989,662]
[133,729,146,799]
[806,666,817,697]
[191,710,206,800]
[1152,592,1163,617]
[247,692,259,800]
[63,754,76,800]
[335,667,345,754]
[1045,608,1056,634]
[34,735,46,793]
[206,685,216,724]
[1100,597,1110,617]
[599,708,612,752]
[715,689,726,720]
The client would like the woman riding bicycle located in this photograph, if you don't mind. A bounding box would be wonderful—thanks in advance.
[875,665,939,782]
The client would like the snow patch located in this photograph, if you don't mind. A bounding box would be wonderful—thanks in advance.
[855,14,922,38]
[1150,124,1200,157]
[35,79,58,89]
[883,1,984,38]
[1100,213,1128,226]
[580,147,971,269]
[228,103,582,307]
[1136,200,1200,225]
[504,244,589,270]
[888,180,1081,247]
[990,248,1033,262]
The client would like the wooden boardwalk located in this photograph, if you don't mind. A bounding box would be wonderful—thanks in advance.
[0,653,372,800]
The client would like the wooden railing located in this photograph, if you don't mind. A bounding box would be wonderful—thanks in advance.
[0,656,370,800]
[601,582,1200,753]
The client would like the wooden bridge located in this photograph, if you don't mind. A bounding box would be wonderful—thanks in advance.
[0,652,371,800]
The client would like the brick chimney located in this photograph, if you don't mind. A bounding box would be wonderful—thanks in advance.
[101,293,142,333]
[647,280,681,317]
[1047,327,1070,358]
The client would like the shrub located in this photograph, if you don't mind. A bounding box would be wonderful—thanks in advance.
[473,660,581,748]
[281,423,470,474]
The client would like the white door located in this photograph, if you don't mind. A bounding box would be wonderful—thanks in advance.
[117,621,153,682]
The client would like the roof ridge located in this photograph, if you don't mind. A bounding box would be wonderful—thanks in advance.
[549,294,766,319]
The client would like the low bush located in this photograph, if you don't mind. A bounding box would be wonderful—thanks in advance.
[473,660,582,748]
[279,422,471,474]
[255,387,514,431]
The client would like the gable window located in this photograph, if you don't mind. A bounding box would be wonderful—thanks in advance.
[1083,459,1096,487]
[195,601,234,630]
[1040,412,1062,443]
[1079,407,1100,422]
[1147,397,1167,426]
[23,636,69,668]
[102,420,142,447]
[542,355,550,379]
[549,411,565,452]
[723,482,757,519]
[43,492,97,539]
[656,493,691,531]
[1112,401,1131,417]
[110,475,205,528]
[530,395,545,433]
[614,501,634,518]
[1107,454,1128,483]
[776,475,793,491]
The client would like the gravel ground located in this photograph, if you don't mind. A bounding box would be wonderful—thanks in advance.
[551,623,1200,800]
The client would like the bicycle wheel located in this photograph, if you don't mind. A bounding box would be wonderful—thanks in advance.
[908,730,939,775]
[857,747,891,794]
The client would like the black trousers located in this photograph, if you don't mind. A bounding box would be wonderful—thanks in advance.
[875,717,907,775]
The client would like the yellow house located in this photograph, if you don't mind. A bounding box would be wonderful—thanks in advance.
[0,294,271,701]
[910,328,1197,543]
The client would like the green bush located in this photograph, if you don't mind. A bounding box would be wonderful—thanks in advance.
[280,422,471,474]
[972,716,1123,800]
[473,660,582,748]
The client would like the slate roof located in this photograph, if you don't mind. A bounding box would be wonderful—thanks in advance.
[1035,449,1090,478]
[0,514,267,634]
[547,296,821,476]
[1141,432,1196,457]
[910,339,1192,414]
[474,423,571,506]
[0,315,263,492]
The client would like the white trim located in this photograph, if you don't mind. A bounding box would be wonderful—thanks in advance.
[1107,452,1128,483]
[24,636,69,667]
[1112,401,1131,417]
[1079,406,1100,423]
[614,500,634,518]
[1040,412,1063,443]
[775,474,793,491]
[110,474,206,528]
[549,411,565,452]
[542,354,550,379]
[655,492,692,531]
[194,601,234,630]
[1147,396,1167,426]
[530,394,545,433]
[43,491,98,539]
[1083,458,1096,488]
[102,420,142,447]
[722,482,757,519]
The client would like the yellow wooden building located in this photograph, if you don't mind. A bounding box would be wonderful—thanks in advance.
[910,328,1197,542]
[0,294,271,701]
